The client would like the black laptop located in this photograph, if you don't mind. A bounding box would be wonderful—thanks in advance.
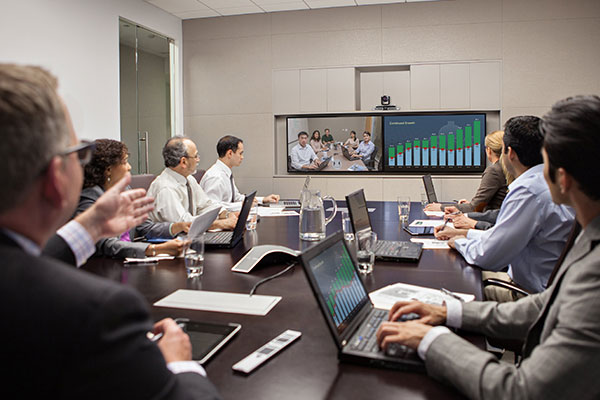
[345,189,422,262]
[422,174,438,203]
[299,231,425,371]
[205,191,256,249]
[342,145,354,161]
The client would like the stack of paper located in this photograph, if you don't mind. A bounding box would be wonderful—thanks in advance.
[410,238,450,250]
[369,282,475,310]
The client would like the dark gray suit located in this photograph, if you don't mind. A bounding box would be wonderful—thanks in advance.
[0,233,221,399]
[77,185,174,258]
[424,215,600,399]
[456,161,508,213]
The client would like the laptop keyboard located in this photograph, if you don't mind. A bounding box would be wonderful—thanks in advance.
[350,309,387,353]
[206,231,233,244]
[375,240,420,258]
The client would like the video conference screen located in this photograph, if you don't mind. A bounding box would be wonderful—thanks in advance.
[383,113,486,173]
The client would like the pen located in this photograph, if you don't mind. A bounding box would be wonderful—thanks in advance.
[440,288,464,302]
[441,211,461,230]
[148,323,186,342]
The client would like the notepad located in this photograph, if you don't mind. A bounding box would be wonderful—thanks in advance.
[369,282,475,309]
[153,289,281,316]
[410,238,450,249]
[423,210,445,217]
[409,219,452,228]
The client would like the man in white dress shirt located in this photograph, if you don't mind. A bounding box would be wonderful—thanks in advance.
[351,131,375,162]
[290,131,322,170]
[200,135,279,211]
[147,136,236,230]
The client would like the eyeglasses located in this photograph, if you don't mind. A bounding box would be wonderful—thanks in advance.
[186,153,200,160]
[60,140,96,167]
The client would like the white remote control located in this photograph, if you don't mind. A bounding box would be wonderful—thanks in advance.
[232,330,301,374]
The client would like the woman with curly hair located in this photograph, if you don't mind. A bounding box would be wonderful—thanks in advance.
[77,139,187,258]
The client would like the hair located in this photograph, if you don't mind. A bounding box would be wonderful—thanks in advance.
[484,130,504,157]
[217,135,243,158]
[163,136,190,168]
[502,116,543,167]
[297,131,308,139]
[324,128,330,133]
[500,153,515,185]
[363,131,371,137]
[0,64,70,213]
[311,130,321,141]
[83,139,127,189]
[541,95,600,201]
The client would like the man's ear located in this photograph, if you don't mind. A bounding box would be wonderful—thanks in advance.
[557,167,571,194]
[41,156,66,208]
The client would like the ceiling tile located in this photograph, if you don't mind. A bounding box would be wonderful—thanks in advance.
[175,9,221,19]
[261,2,311,12]
[356,0,406,5]
[147,0,212,13]
[215,5,266,16]
[200,0,252,8]
[305,0,357,9]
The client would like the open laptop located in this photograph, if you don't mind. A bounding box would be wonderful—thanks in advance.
[422,174,438,203]
[270,176,310,208]
[346,189,422,262]
[313,156,331,171]
[342,145,354,161]
[205,191,256,249]
[188,205,222,239]
[299,231,425,371]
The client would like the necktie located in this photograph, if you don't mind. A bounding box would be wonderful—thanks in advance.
[230,174,235,203]
[186,180,194,215]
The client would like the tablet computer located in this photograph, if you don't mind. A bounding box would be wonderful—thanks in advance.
[175,318,241,364]
[403,226,434,236]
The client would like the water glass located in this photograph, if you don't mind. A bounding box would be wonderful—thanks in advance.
[246,204,258,231]
[183,233,204,279]
[420,192,428,209]
[397,196,411,222]
[356,231,377,275]
[341,211,354,241]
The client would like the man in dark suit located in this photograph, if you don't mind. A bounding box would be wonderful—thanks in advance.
[377,95,600,399]
[0,64,221,399]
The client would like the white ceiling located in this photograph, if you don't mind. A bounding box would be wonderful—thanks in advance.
[145,0,443,20]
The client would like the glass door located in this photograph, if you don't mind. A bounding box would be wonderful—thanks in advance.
[119,18,173,175]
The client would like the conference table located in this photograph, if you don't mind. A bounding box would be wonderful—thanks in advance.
[83,202,484,400]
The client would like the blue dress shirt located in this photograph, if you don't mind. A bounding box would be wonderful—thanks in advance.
[453,164,574,293]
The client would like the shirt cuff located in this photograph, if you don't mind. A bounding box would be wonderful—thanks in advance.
[466,229,484,239]
[444,298,463,329]
[256,196,265,204]
[56,220,96,267]
[167,361,207,377]
[417,326,452,360]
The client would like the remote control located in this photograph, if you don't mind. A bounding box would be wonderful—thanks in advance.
[232,330,301,374]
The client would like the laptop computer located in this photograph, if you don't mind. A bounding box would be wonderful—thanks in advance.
[345,189,422,262]
[188,205,222,239]
[299,231,425,371]
[342,145,354,161]
[313,156,331,171]
[270,176,310,208]
[422,174,438,203]
[205,191,256,249]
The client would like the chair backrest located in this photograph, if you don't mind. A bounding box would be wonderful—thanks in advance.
[130,174,156,192]
[192,169,206,183]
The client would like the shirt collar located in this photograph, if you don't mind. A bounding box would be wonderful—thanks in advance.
[508,163,543,191]
[164,167,189,186]
[1,228,41,256]
[215,159,232,177]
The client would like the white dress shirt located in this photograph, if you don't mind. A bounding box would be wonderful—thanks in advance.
[453,164,574,293]
[356,140,375,160]
[290,143,317,170]
[200,160,264,211]
[147,168,219,223]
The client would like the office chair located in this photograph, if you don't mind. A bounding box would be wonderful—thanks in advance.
[130,174,156,191]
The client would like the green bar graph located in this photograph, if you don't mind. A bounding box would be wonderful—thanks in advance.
[440,135,446,150]
[448,134,455,150]
[457,130,463,150]
[431,136,437,149]
[423,139,429,149]
[466,126,472,147]
[474,120,481,145]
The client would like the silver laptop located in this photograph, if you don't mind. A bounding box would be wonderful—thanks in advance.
[270,176,311,208]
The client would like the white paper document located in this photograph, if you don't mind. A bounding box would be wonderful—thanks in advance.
[409,219,451,228]
[257,208,299,217]
[410,238,450,250]
[369,282,475,310]
[124,255,175,264]
[154,289,281,316]
[327,207,375,213]
[424,210,445,217]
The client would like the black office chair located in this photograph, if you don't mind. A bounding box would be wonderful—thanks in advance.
[130,174,156,191]
[365,145,378,170]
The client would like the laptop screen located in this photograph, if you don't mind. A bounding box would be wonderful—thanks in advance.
[422,174,437,203]
[346,189,372,234]
[306,238,369,334]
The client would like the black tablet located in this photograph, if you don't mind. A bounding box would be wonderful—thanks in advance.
[403,226,434,236]
[175,319,241,364]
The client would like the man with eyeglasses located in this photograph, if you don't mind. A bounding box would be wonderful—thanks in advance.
[147,136,237,230]
[0,64,221,399]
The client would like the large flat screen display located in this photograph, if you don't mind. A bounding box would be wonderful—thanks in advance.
[383,113,486,173]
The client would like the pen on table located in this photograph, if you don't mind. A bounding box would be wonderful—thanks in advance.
[148,323,186,342]
[440,288,464,302]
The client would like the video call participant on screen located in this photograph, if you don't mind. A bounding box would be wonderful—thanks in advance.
[344,130,359,149]
[425,130,509,213]
[76,139,187,258]
[322,128,334,146]
[377,95,600,400]
[0,64,221,399]
[147,136,236,229]
[310,130,326,154]
[290,131,322,170]
[435,116,574,302]
[351,131,375,161]
[200,135,279,211]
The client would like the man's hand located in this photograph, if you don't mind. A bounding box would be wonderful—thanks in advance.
[452,214,477,229]
[149,239,185,257]
[387,301,447,326]
[434,226,468,240]
[211,213,237,230]
[444,205,460,215]
[75,173,154,242]
[152,318,192,363]
[376,321,432,351]
[457,198,469,204]
[263,194,280,204]
[447,236,464,249]
[171,221,191,236]
[424,202,442,211]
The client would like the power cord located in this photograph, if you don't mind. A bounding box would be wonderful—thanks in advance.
[249,262,296,296]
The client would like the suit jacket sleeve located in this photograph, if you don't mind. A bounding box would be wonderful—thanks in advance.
[135,218,173,239]
[42,234,76,266]
[66,283,221,399]
[457,162,507,213]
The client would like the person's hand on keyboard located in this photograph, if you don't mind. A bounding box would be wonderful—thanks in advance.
[387,301,447,326]
[376,320,432,351]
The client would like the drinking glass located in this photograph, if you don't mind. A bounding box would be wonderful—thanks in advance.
[356,231,377,275]
[397,196,411,223]
[420,192,428,209]
[246,204,258,231]
[183,233,204,278]
[341,211,354,242]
